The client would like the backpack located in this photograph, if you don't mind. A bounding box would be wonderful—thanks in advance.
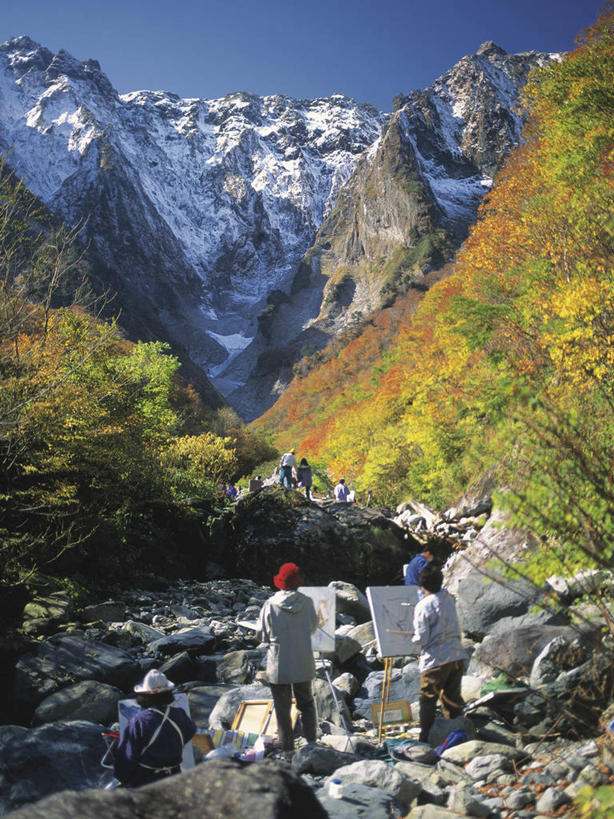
[435,728,467,757]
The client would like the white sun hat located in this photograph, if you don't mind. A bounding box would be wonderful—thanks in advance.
[134,669,175,694]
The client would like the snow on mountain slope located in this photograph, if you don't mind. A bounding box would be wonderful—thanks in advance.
[0,36,558,416]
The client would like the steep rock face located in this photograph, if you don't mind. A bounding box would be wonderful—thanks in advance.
[0,36,556,418]
[230,44,556,418]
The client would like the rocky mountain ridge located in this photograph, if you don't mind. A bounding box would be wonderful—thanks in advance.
[0,36,557,418]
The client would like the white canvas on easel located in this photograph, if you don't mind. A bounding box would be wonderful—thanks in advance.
[366,585,420,658]
[298,586,336,653]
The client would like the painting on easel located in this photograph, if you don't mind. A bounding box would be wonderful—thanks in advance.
[366,586,420,658]
[298,586,336,653]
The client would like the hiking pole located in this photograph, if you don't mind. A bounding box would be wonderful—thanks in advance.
[316,657,355,753]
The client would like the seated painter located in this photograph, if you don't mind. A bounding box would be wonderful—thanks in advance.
[114,669,196,788]
[256,562,319,752]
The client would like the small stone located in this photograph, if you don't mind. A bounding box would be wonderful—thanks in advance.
[535,787,571,813]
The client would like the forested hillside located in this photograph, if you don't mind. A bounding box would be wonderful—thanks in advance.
[253,10,614,572]
[0,174,274,605]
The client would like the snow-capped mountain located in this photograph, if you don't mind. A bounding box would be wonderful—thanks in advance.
[0,36,557,418]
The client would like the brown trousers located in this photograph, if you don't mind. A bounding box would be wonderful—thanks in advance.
[269,680,317,751]
[419,659,465,743]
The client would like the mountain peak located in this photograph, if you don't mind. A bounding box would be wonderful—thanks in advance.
[476,41,507,57]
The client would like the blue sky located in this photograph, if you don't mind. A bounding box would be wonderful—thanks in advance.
[2,0,605,110]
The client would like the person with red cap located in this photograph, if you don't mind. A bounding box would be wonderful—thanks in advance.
[256,562,319,752]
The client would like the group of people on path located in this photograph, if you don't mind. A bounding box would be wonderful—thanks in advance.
[279,449,355,503]
[278,449,313,498]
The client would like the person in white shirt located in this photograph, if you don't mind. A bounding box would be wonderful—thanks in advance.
[279,450,297,489]
[412,564,468,743]
[333,478,350,502]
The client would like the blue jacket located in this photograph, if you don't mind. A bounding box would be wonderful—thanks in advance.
[404,553,429,586]
[114,704,196,787]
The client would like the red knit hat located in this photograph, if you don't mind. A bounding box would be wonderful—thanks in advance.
[274,562,303,590]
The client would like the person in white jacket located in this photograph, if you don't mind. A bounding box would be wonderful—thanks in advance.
[279,450,297,489]
[256,562,318,751]
[412,564,468,743]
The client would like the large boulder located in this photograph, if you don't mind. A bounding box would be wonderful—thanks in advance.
[456,570,541,640]
[149,627,215,656]
[3,758,328,819]
[207,684,272,730]
[329,582,371,622]
[13,632,141,713]
[470,624,591,678]
[208,488,417,587]
[0,721,109,815]
[326,759,421,813]
[32,680,123,727]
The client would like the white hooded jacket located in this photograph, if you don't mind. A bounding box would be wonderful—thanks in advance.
[256,590,318,684]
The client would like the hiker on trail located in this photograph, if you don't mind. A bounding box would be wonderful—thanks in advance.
[226,482,238,499]
[404,548,435,593]
[279,450,297,489]
[334,478,350,502]
[256,562,318,753]
[114,669,196,788]
[411,564,468,744]
[296,457,313,500]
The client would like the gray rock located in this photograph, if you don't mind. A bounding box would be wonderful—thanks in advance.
[535,786,571,813]
[442,740,523,765]
[208,684,272,730]
[457,570,540,640]
[14,632,140,710]
[447,785,491,817]
[334,633,363,665]
[79,601,126,623]
[159,651,199,684]
[529,635,585,687]
[436,757,475,786]
[187,684,233,726]
[0,721,109,815]
[505,788,535,810]
[313,678,353,728]
[0,725,29,745]
[169,604,201,620]
[23,593,72,626]
[149,627,215,656]
[353,663,420,719]
[5,758,327,819]
[329,582,371,623]
[216,650,252,684]
[327,759,421,812]
[332,672,360,697]
[488,608,568,638]
[293,743,359,775]
[318,781,401,818]
[406,806,466,818]
[32,680,122,726]
[471,624,584,678]
[122,620,165,643]
[464,753,511,780]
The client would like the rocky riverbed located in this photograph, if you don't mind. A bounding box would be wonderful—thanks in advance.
[1,497,613,818]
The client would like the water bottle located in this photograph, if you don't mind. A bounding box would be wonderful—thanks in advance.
[328,777,344,799]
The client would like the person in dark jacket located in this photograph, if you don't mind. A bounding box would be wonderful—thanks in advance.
[114,669,196,787]
[296,458,313,499]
